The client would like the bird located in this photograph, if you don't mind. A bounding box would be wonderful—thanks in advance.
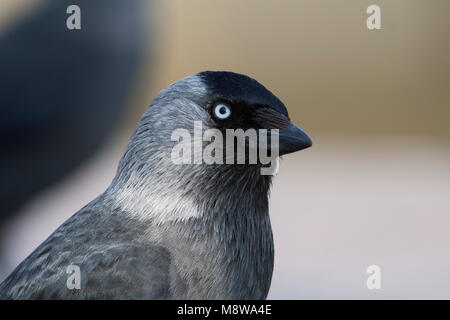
[0,71,312,299]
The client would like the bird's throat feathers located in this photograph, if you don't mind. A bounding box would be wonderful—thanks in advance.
[108,159,273,225]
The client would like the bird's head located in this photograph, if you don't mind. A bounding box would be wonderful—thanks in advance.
[109,71,311,223]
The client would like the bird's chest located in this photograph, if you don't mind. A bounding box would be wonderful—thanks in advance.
[163,217,274,299]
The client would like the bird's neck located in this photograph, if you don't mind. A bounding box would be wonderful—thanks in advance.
[107,163,275,299]
[165,166,274,299]
[150,182,274,299]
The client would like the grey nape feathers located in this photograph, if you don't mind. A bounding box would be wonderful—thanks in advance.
[0,71,311,299]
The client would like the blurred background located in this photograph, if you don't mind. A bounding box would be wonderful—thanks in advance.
[0,0,449,299]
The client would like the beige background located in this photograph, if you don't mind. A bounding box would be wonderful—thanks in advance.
[1,1,449,298]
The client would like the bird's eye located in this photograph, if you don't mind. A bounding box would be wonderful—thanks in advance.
[213,103,231,120]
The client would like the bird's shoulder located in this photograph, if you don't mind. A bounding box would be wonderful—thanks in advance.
[0,202,172,299]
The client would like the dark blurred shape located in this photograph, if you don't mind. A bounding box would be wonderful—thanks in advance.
[0,0,152,228]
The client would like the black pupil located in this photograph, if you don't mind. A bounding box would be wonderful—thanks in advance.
[219,106,227,114]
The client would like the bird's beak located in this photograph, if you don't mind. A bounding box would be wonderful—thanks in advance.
[278,122,312,155]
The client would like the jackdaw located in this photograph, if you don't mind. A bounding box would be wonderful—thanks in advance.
[0,71,312,299]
